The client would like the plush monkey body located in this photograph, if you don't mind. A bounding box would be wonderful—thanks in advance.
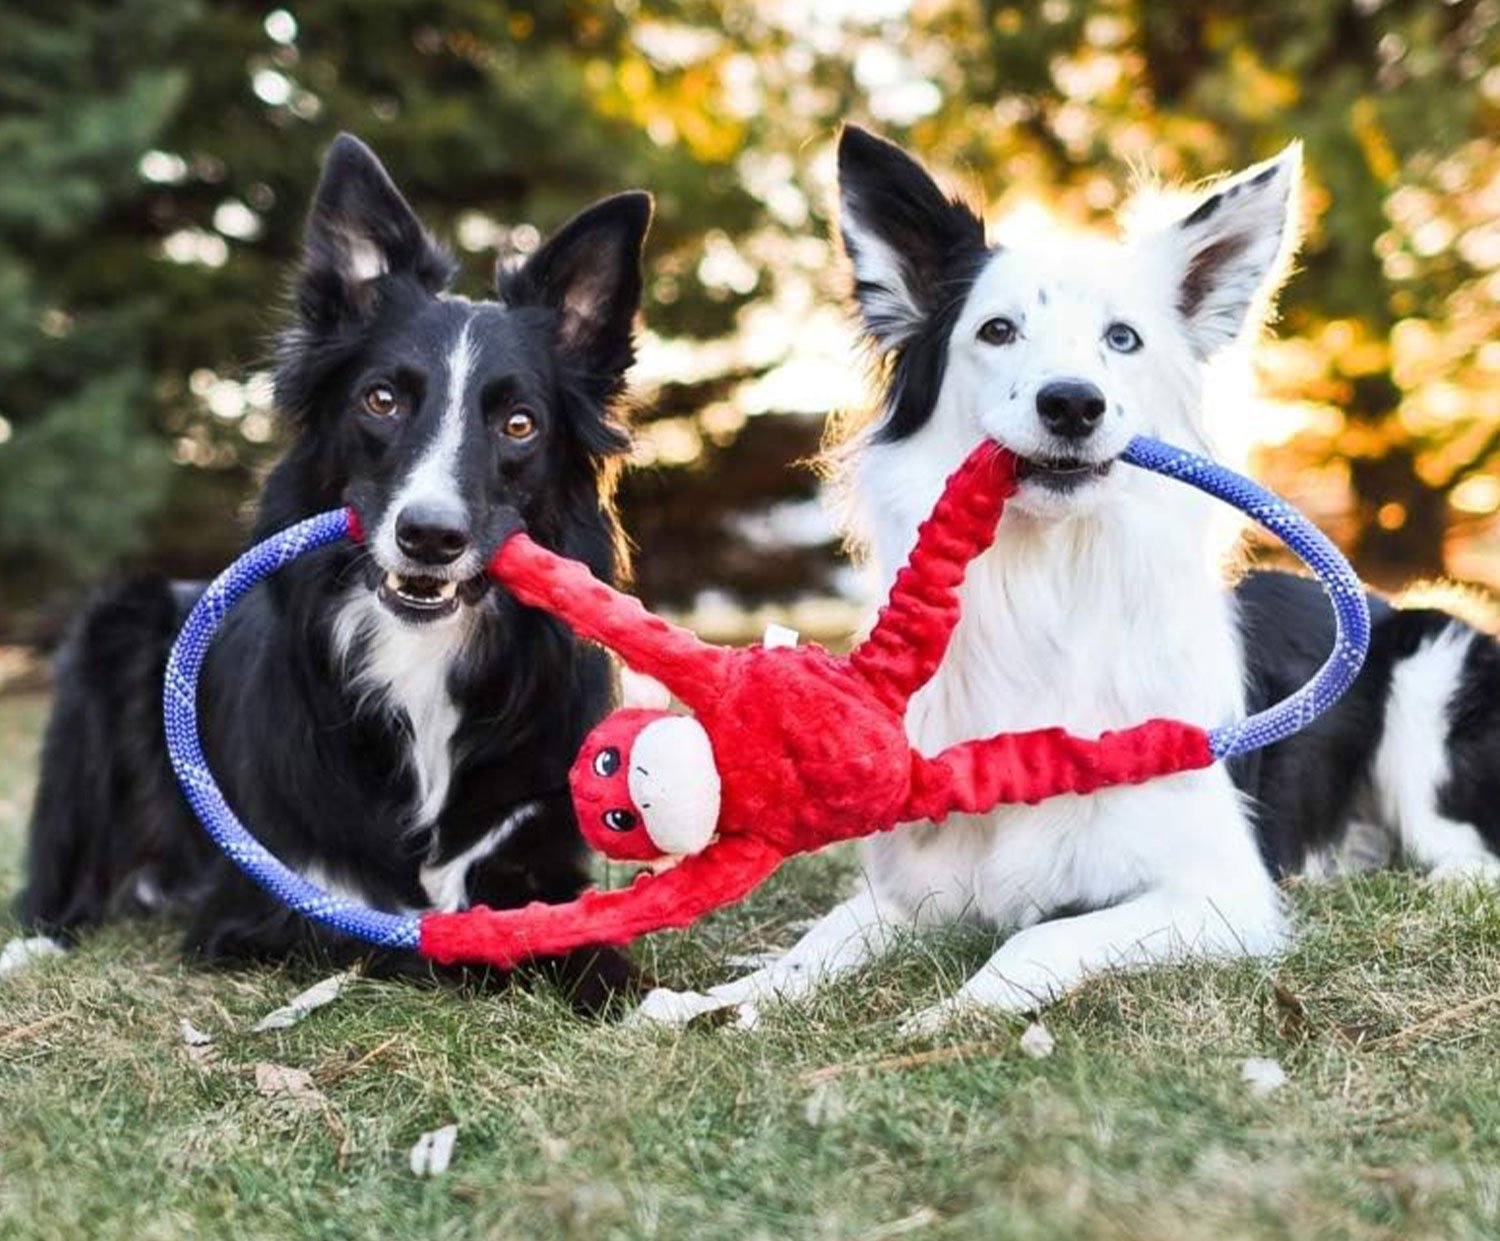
[422,444,1213,968]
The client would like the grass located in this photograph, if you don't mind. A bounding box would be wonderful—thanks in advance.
[5,692,1500,1239]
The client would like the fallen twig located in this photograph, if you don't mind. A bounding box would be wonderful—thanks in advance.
[799,1041,1004,1085]
[0,1011,69,1049]
[316,1035,400,1085]
[1367,992,1500,1050]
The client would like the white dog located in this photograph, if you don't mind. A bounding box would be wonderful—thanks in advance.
[638,128,1500,1032]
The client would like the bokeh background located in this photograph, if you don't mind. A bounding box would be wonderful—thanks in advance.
[3,0,1500,658]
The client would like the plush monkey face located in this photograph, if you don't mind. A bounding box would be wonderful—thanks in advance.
[569,709,722,861]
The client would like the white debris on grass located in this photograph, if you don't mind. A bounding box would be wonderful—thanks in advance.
[409,1124,459,1177]
[1019,1021,1056,1059]
[803,1080,849,1126]
[253,1062,326,1112]
[0,936,65,977]
[179,1019,214,1047]
[252,972,352,1032]
[1240,1056,1287,1098]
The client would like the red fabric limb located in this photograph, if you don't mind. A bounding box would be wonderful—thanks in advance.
[421,835,785,968]
[903,718,1214,821]
[848,445,1017,712]
[491,534,728,708]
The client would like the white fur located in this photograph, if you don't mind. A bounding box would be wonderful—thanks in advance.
[337,225,389,284]
[371,317,485,583]
[839,206,924,348]
[1138,148,1303,359]
[331,590,468,832]
[1374,627,1500,880]
[692,146,1305,1026]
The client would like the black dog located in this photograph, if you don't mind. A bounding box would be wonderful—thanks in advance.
[17,135,651,1008]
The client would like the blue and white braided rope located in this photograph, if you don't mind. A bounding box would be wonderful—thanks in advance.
[162,507,421,950]
[1121,435,1370,760]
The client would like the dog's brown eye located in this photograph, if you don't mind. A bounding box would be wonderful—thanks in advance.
[977,317,1018,346]
[361,384,400,418]
[502,409,537,440]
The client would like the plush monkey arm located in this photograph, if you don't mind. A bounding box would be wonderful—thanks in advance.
[848,444,1017,712]
[903,718,1214,822]
[491,533,729,706]
[420,834,785,967]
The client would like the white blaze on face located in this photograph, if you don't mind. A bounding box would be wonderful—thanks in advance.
[372,315,481,580]
[629,716,721,856]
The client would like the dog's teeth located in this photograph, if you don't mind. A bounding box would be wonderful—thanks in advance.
[385,572,402,591]
[436,581,457,601]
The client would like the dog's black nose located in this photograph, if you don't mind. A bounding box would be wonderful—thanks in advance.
[1036,381,1107,440]
[395,502,471,566]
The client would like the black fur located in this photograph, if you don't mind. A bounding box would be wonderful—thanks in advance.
[836,126,991,443]
[17,135,652,1010]
[1234,571,1500,875]
[1442,634,1500,851]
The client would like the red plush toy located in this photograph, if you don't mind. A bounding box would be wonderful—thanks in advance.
[421,442,1214,968]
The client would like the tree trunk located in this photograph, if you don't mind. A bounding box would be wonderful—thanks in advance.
[1345,374,1447,587]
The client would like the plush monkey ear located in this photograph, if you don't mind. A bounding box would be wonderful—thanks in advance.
[500,191,653,379]
[295,134,455,329]
[836,125,987,353]
[1147,144,1303,358]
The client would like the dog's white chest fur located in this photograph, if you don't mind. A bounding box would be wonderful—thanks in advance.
[860,473,1253,932]
[333,595,466,829]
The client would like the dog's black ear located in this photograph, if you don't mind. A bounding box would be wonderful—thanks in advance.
[837,126,986,353]
[1146,144,1302,359]
[296,134,456,329]
[501,191,653,378]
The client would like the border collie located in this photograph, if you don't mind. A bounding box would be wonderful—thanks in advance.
[16,135,651,1008]
[659,127,1500,1031]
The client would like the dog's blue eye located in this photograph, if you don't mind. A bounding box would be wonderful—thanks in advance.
[977,317,1018,346]
[1104,323,1142,354]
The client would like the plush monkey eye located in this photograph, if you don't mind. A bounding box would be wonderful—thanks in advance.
[502,408,537,440]
[361,384,400,418]
[1104,322,1143,353]
[593,747,621,777]
[602,808,637,832]
[977,317,1018,346]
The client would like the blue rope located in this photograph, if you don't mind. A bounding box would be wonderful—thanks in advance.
[162,508,421,950]
[1120,436,1371,760]
[162,442,1370,951]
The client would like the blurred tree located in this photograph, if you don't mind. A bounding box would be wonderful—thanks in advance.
[3,0,1498,643]
[0,1,197,614]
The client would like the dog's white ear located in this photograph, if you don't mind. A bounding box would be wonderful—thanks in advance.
[837,126,987,352]
[298,134,455,327]
[1152,144,1302,358]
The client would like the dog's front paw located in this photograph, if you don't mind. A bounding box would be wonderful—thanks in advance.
[624,985,736,1028]
[897,998,970,1041]
[900,974,1048,1039]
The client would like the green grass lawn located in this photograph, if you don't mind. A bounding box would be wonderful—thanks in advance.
[5,691,1500,1239]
